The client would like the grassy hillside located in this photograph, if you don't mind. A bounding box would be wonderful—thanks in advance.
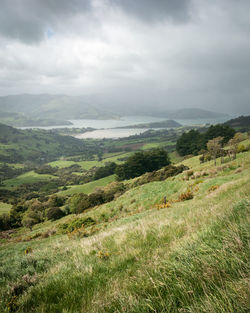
[224,115,250,131]
[48,152,132,170]
[0,123,94,163]
[2,171,57,189]
[0,111,72,127]
[0,149,249,312]
[58,175,116,196]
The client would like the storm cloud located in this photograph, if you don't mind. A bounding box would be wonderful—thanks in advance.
[0,0,249,114]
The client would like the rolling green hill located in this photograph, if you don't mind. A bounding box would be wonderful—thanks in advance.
[224,115,250,131]
[0,148,249,313]
[0,111,72,127]
[0,123,93,163]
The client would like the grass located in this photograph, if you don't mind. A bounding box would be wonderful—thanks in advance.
[0,202,12,215]
[2,171,57,189]
[58,175,116,195]
[48,152,132,170]
[141,141,174,150]
[47,160,76,168]
[169,151,183,164]
[0,150,249,313]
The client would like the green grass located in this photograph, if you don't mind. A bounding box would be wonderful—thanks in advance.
[2,171,57,189]
[47,160,77,168]
[58,175,116,195]
[9,163,26,169]
[141,141,174,150]
[0,150,249,313]
[0,202,12,215]
[48,152,132,170]
[169,151,183,164]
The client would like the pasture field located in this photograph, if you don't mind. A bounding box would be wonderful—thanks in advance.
[2,171,57,189]
[58,175,116,195]
[141,140,175,150]
[0,150,249,313]
[48,152,132,170]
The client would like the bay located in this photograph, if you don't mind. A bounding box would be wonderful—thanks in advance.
[18,115,232,139]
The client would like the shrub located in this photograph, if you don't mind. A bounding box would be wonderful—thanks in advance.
[47,195,66,207]
[89,189,105,206]
[178,191,194,201]
[186,170,194,177]
[46,207,65,221]
[94,162,117,180]
[24,247,33,254]
[69,193,90,214]
[237,144,246,153]
[208,185,219,192]
[57,217,96,233]
[130,164,188,188]
[0,214,12,231]
[22,208,43,230]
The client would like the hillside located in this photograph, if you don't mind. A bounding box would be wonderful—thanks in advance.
[0,147,249,312]
[224,115,250,131]
[115,119,182,129]
[0,123,94,163]
[0,112,72,127]
[166,108,228,119]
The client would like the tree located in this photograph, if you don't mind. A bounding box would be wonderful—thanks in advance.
[115,148,170,180]
[204,125,235,145]
[176,124,235,157]
[176,130,202,156]
[207,136,223,166]
[228,132,244,159]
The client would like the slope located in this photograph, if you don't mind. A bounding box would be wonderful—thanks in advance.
[0,150,249,313]
[0,123,89,163]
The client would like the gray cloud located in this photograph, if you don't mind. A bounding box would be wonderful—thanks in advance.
[109,0,192,23]
[0,0,249,114]
[0,0,92,43]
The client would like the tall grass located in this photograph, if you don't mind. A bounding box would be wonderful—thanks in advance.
[0,151,249,313]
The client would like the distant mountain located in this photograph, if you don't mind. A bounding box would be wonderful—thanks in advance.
[0,94,228,124]
[166,108,228,120]
[0,94,119,122]
[115,120,182,129]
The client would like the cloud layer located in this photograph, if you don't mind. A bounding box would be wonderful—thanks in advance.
[0,0,249,114]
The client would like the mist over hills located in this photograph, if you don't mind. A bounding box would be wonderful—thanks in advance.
[0,94,118,121]
[0,94,230,126]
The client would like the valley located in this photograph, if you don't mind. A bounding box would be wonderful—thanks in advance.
[0,116,249,312]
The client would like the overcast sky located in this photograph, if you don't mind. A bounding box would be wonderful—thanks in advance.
[0,0,249,114]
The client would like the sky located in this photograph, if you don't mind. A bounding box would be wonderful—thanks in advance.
[0,0,249,114]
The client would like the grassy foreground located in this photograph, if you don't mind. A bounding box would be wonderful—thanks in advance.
[0,151,249,313]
